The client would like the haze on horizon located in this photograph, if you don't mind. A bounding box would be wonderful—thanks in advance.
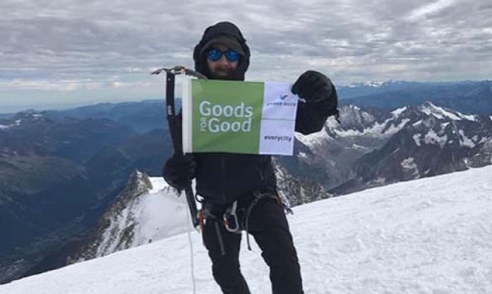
[1,0,491,113]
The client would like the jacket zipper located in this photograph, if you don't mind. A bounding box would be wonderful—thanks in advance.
[259,156,266,182]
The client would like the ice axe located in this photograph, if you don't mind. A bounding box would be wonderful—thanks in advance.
[152,66,206,228]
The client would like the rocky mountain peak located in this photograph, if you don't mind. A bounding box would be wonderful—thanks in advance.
[334,105,386,132]
[418,101,478,121]
[66,171,188,265]
[283,102,492,196]
[122,170,153,199]
[66,170,153,263]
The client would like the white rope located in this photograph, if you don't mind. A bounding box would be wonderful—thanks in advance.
[185,205,197,294]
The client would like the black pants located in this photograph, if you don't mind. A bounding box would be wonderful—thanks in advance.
[202,197,304,294]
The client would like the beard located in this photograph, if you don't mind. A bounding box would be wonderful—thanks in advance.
[209,66,237,80]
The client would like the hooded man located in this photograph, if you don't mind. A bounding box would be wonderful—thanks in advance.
[163,21,338,294]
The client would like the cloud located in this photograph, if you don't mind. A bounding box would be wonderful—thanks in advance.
[407,0,457,22]
[0,0,491,111]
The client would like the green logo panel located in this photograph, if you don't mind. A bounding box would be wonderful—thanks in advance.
[191,79,264,154]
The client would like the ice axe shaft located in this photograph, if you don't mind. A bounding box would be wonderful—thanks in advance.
[153,66,201,228]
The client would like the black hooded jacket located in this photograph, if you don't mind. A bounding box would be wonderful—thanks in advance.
[187,21,337,205]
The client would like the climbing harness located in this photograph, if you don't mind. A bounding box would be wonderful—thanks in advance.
[198,189,285,256]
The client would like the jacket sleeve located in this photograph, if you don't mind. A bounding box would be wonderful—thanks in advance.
[295,86,339,135]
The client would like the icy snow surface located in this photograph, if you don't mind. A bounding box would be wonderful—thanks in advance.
[1,166,492,294]
[131,183,189,245]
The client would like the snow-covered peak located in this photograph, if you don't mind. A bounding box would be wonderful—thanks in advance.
[420,102,477,121]
[2,166,491,294]
[331,105,408,138]
[391,106,407,117]
[69,173,189,263]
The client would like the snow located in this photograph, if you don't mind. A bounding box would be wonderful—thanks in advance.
[333,128,364,137]
[368,176,387,186]
[401,157,419,178]
[132,185,189,245]
[0,120,21,129]
[391,106,407,117]
[295,115,339,147]
[383,119,410,134]
[72,175,209,263]
[351,143,370,150]
[2,166,492,294]
[295,128,328,147]
[84,179,189,260]
[461,113,478,121]
[421,103,477,121]
[416,120,481,149]
[95,199,136,256]
[331,104,409,139]
[401,157,416,169]
[412,119,423,127]
[421,103,459,120]
[149,177,169,193]
[459,130,476,148]
[424,129,447,148]
[333,118,408,138]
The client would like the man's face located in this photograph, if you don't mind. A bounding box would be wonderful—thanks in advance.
[206,44,239,80]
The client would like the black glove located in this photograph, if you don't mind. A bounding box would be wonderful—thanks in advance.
[292,70,333,103]
[162,154,196,191]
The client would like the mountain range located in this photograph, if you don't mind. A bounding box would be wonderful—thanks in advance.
[283,102,492,197]
[0,79,491,283]
[0,110,173,283]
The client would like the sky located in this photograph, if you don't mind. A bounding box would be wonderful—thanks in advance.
[1,165,491,293]
[1,0,491,112]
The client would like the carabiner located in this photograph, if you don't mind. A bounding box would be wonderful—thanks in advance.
[223,201,240,233]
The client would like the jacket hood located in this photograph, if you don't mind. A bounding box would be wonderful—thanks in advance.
[193,21,250,80]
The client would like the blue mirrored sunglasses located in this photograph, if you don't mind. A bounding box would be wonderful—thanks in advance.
[206,48,240,62]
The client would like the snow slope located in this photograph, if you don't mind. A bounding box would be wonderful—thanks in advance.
[1,166,492,294]
[70,173,190,262]
[98,176,189,255]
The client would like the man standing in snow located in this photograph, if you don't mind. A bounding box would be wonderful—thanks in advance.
[163,21,338,294]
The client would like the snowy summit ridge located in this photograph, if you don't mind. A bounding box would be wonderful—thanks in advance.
[1,166,491,294]
[68,171,188,263]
